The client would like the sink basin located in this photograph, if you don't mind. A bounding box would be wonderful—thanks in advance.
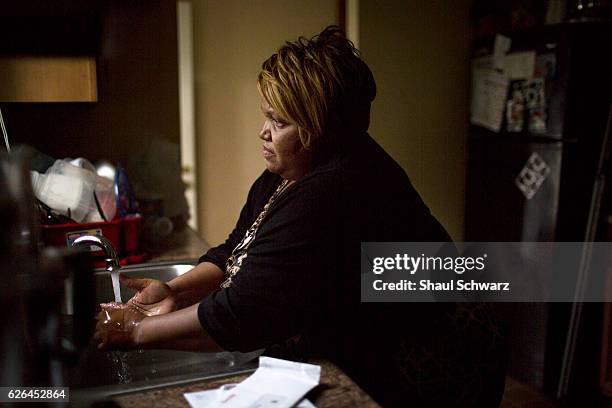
[68,260,260,403]
[94,261,195,304]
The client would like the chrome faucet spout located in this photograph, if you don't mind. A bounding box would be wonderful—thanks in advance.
[72,235,120,271]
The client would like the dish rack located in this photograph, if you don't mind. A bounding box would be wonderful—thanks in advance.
[40,214,145,267]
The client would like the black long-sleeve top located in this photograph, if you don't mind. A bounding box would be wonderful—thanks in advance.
[198,131,451,349]
[196,133,505,406]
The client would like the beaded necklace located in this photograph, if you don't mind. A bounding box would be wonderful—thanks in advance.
[221,179,293,288]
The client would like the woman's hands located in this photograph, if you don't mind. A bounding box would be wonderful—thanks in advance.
[94,274,175,351]
[92,264,227,352]
[120,274,177,316]
[95,303,223,352]
[95,302,146,350]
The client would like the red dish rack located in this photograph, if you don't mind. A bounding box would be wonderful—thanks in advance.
[40,214,146,267]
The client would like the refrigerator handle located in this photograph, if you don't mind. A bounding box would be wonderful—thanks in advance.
[558,102,612,398]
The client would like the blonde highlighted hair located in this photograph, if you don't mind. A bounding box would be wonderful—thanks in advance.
[257,26,376,149]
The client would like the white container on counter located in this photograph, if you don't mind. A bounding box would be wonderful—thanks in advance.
[68,158,117,222]
[31,159,96,222]
[85,174,117,222]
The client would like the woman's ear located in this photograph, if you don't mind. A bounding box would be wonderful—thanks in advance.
[298,127,313,150]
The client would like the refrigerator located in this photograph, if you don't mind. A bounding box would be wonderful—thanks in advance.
[465,22,612,399]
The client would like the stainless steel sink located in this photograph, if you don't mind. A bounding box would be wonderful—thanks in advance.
[94,261,195,304]
[69,260,260,403]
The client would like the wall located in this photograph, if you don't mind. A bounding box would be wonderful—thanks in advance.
[192,0,338,244]
[359,0,471,241]
[193,0,471,244]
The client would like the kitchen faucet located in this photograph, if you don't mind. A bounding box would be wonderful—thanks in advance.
[72,235,120,272]
[72,234,123,303]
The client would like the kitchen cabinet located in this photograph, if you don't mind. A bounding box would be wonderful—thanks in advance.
[0,0,180,165]
[0,1,101,103]
[0,55,97,102]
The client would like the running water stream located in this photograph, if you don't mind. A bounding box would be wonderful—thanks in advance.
[108,266,126,382]
[110,269,122,303]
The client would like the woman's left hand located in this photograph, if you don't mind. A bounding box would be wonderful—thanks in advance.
[94,302,146,350]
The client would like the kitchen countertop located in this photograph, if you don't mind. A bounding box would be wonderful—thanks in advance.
[121,229,380,407]
[112,358,380,407]
[146,227,211,263]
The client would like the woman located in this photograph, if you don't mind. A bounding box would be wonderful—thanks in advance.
[96,27,506,406]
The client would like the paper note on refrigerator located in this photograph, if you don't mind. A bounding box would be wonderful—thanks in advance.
[515,152,551,200]
[493,34,511,71]
[503,51,536,79]
[470,68,509,132]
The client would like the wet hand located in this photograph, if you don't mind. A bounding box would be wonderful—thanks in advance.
[95,302,146,351]
[120,274,177,316]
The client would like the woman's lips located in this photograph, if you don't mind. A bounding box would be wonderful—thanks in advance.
[262,146,275,157]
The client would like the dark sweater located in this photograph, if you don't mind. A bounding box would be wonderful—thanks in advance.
[198,133,505,407]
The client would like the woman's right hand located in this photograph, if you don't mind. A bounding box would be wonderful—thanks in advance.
[95,302,146,350]
[120,274,177,316]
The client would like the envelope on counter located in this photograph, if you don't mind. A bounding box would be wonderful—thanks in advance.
[184,357,321,408]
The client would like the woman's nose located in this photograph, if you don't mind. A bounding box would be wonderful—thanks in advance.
[259,121,271,140]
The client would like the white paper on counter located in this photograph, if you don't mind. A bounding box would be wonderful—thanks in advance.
[470,69,509,132]
[184,389,316,408]
[503,51,536,80]
[184,357,321,408]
